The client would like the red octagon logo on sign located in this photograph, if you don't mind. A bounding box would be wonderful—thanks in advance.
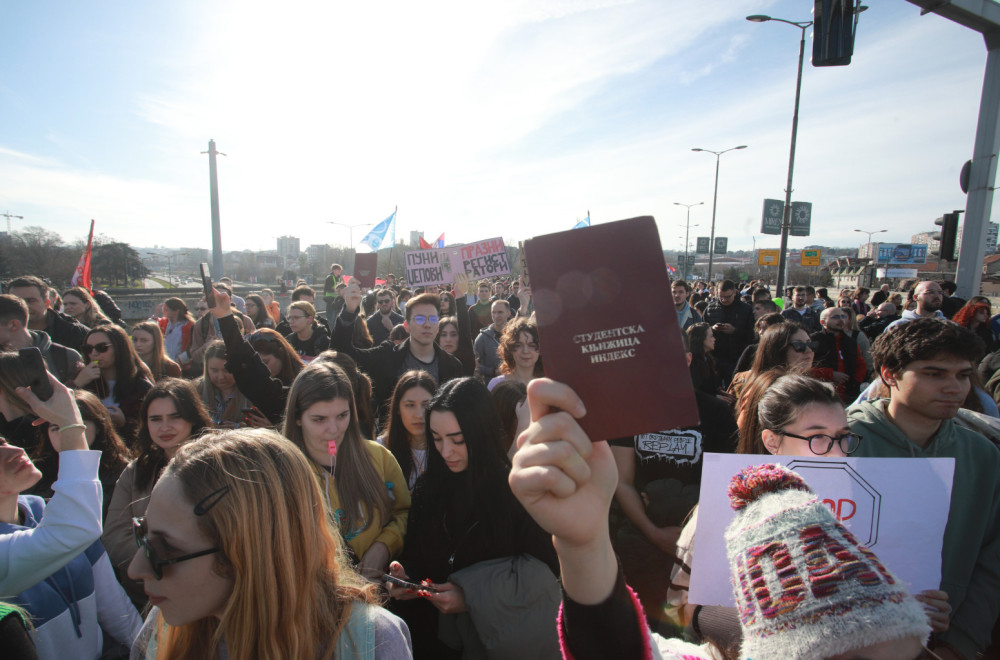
[786,459,882,547]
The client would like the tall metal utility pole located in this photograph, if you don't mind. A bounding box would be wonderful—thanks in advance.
[906,1,1000,298]
[674,202,703,280]
[202,140,226,277]
[692,146,747,282]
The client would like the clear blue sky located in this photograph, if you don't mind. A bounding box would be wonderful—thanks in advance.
[1,0,995,255]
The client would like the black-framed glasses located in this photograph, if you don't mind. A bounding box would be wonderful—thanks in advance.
[132,517,220,580]
[787,340,818,353]
[249,331,278,344]
[411,315,440,326]
[774,431,862,456]
[132,485,229,579]
[83,342,112,355]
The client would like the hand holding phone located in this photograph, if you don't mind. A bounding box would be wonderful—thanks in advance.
[19,347,53,401]
[200,263,216,309]
[383,574,440,593]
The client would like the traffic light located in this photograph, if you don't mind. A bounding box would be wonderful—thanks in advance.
[931,212,961,261]
[812,0,862,67]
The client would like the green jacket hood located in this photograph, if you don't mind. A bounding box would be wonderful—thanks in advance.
[847,399,958,457]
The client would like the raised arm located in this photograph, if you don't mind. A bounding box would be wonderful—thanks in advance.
[0,375,102,595]
[510,380,652,660]
[210,288,287,423]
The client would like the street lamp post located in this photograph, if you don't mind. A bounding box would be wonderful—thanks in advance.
[746,14,811,295]
[692,146,747,282]
[854,228,887,287]
[674,201,703,280]
[747,8,865,293]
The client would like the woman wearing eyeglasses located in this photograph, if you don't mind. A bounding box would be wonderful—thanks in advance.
[282,361,410,583]
[126,429,412,659]
[378,370,437,491]
[74,325,154,443]
[103,379,212,607]
[0,370,142,660]
[386,377,559,659]
[131,321,182,381]
[285,300,331,362]
[487,316,544,391]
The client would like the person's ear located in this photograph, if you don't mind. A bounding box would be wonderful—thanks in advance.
[881,366,898,388]
[685,352,692,367]
[761,429,783,455]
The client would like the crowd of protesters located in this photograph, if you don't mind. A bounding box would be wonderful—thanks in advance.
[0,266,997,659]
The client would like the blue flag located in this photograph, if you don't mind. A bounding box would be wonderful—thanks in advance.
[359,209,397,252]
[573,214,591,230]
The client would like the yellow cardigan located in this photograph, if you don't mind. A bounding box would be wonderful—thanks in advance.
[310,440,410,560]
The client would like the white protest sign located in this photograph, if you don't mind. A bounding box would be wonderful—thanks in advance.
[404,237,511,286]
[688,453,955,606]
[458,237,510,279]
[404,247,460,287]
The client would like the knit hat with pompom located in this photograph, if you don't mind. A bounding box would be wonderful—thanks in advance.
[724,464,930,660]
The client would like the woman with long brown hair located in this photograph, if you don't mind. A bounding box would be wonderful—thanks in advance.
[131,321,182,381]
[127,429,412,659]
[378,370,437,491]
[103,378,212,605]
[73,324,155,442]
[205,289,304,425]
[196,341,253,428]
[61,286,112,329]
[282,361,409,580]
[30,389,133,520]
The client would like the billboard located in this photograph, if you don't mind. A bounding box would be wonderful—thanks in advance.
[876,243,927,265]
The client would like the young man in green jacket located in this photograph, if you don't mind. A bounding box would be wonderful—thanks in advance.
[848,318,1000,659]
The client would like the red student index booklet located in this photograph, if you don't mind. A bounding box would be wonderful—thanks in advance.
[524,216,700,441]
[353,253,378,288]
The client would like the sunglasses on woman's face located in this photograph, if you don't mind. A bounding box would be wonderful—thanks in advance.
[132,516,220,580]
[788,340,818,353]
[83,342,112,355]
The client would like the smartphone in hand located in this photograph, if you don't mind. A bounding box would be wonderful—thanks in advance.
[200,263,216,309]
[19,347,54,401]
[382,574,440,592]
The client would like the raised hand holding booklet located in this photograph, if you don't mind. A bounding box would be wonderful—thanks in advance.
[524,216,699,440]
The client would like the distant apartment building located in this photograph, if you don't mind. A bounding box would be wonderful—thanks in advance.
[408,231,424,248]
[277,236,300,261]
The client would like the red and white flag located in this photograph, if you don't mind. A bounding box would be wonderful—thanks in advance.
[70,219,95,291]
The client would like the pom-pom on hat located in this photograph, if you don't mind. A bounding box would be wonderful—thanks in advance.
[724,464,930,660]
